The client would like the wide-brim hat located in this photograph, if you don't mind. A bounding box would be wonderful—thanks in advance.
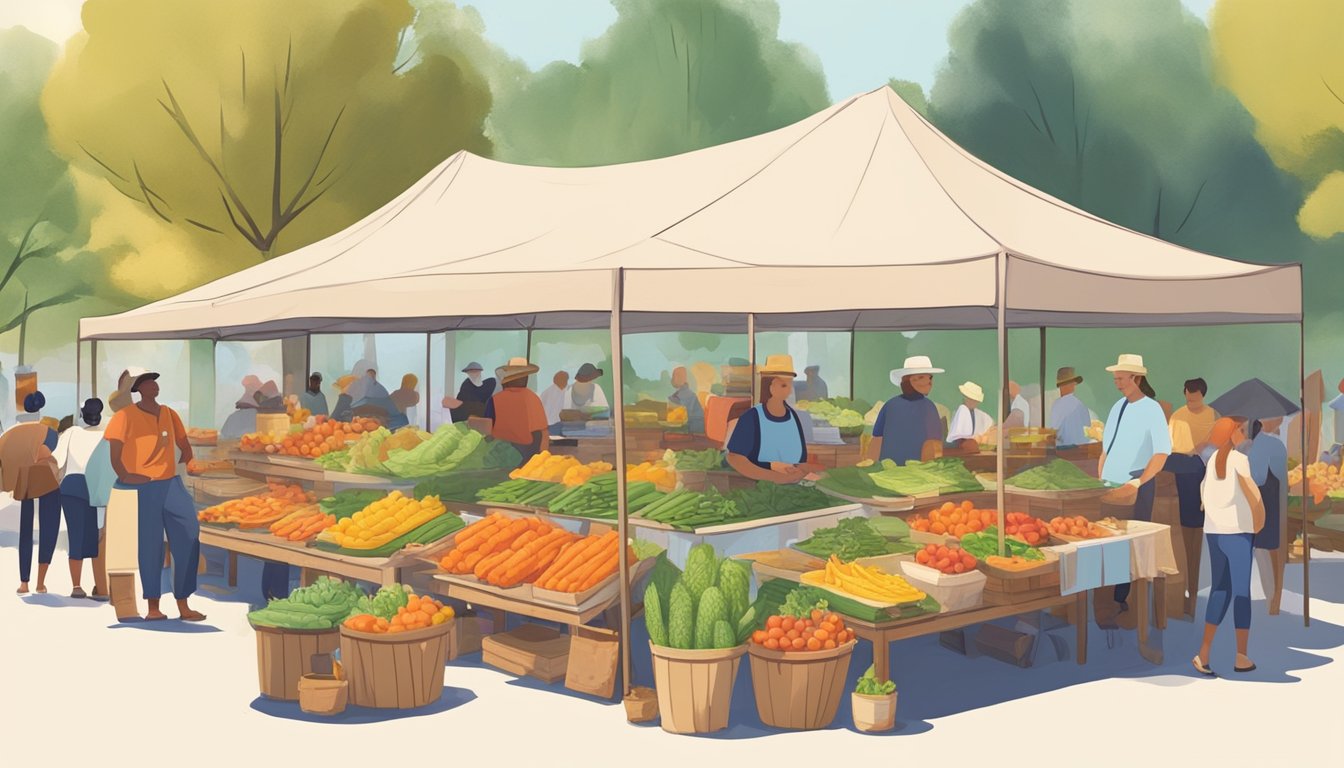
[890,355,944,385]
[497,357,540,384]
[1105,354,1148,376]
[958,381,984,402]
[575,363,604,382]
[335,374,356,391]
[1056,366,1083,387]
[125,366,160,393]
[759,354,797,378]
[462,362,484,373]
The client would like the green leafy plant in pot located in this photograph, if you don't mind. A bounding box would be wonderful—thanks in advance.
[851,665,897,733]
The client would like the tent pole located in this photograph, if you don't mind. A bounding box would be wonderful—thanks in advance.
[304,334,312,380]
[849,326,858,401]
[424,332,432,430]
[1039,327,1047,428]
[525,326,533,365]
[1300,316,1310,626]
[610,268,633,695]
[90,340,99,398]
[75,338,82,417]
[748,313,758,402]
[996,252,1008,558]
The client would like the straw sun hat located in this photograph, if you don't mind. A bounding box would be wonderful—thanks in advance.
[497,357,540,385]
[958,381,985,402]
[1105,354,1148,376]
[758,355,797,378]
[889,355,944,386]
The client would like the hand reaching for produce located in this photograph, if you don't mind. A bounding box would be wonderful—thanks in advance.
[1100,483,1139,505]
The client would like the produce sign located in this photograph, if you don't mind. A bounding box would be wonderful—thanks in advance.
[637,488,741,529]
[319,489,387,520]
[548,475,661,519]
[511,451,582,482]
[663,448,724,472]
[1048,515,1112,539]
[908,501,997,537]
[317,491,461,555]
[959,529,1045,561]
[803,555,926,605]
[1006,459,1106,491]
[867,458,983,496]
[914,542,977,574]
[794,518,914,561]
[198,482,316,527]
[644,545,755,650]
[240,417,380,458]
[247,576,362,629]
[562,461,614,487]
[269,506,337,542]
[476,478,567,507]
[411,470,512,503]
[345,593,454,634]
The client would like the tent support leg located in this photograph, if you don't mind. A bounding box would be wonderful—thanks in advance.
[748,313,757,402]
[1039,327,1047,428]
[525,326,533,365]
[90,340,99,398]
[75,338,82,416]
[425,332,432,430]
[849,328,857,401]
[1301,318,1310,626]
[996,252,1008,558]
[610,269,633,696]
[304,334,312,381]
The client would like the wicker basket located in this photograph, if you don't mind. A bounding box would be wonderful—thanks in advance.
[649,642,745,734]
[747,641,855,730]
[340,621,452,709]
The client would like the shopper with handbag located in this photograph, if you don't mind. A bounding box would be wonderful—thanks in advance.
[1193,417,1265,677]
[0,392,61,594]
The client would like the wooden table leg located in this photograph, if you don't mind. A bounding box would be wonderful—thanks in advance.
[299,568,317,587]
[1075,590,1088,665]
[872,631,893,683]
[491,608,507,633]
[1136,578,1163,665]
[1154,574,1168,630]
[227,551,238,587]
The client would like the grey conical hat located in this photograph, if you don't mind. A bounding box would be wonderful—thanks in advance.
[1208,378,1300,421]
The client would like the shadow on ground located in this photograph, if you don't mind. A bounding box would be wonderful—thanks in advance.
[249,687,477,724]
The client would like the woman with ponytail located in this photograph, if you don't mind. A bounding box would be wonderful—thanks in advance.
[1194,417,1265,676]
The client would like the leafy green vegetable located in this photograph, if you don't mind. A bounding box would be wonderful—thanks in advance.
[867,458,982,496]
[630,539,664,561]
[663,448,724,472]
[779,586,828,619]
[855,665,896,696]
[1007,459,1106,491]
[352,583,411,620]
[644,582,668,646]
[795,517,910,560]
[246,576,363,629]
[959,528,1045,560]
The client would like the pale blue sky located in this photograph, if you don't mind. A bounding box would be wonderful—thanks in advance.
[5,0,1218,97]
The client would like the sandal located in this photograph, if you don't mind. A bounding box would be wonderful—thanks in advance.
[16,584,29,595]
[71,587,87,599]
[35,586,47,594]
[1234,655,1257,673]
[1192,656,1216,677]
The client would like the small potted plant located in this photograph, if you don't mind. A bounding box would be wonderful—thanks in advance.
[851,665,897,733]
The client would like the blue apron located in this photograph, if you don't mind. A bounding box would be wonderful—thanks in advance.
[754,405,804,465]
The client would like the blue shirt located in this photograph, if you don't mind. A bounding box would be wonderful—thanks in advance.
[1050,393,1091,447]
[1248,431,1287,487]
[1100,396,1171,486]
[872,394,943,466]
[669,386,705,434]
[727,404,806,469]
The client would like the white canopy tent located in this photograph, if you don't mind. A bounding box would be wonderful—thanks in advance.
[79,87,1309,689]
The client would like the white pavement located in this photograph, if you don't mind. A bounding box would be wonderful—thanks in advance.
[3,494,1342,765]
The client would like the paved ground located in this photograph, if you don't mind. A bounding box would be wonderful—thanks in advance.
[3,495,1341,765]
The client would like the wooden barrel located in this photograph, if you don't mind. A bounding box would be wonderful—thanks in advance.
[649,642,745,734]
[340,621,452,709]
[251,623,340,701]
[747,641,855,730]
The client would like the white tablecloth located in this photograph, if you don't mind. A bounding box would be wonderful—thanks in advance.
[1046,520,1179,595]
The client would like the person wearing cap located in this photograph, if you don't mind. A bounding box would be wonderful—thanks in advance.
[107,369,135,413]
[298,372,329,417]
[104,368,205,621]
[331,374,357,423]
[1166,377,1218,617]
[444,362,497,423]
[947,381,994,444]
[794,365,829,403]
[1049,367,1091,447]
[54,398,115,599]
[485,358,549,465]
[1097,353,1171,625]
[869,356,946,466]
[540,371,570,433]
[726,355,812,483]
[564,363,609,410]
[668,366,706,435]
[0,391,60,594]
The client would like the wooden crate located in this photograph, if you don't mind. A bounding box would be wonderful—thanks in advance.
[747,642,854,730]
[649,642,745,734]
[252,623,340,701]
[481,624,570,683]
[340,621,451,709]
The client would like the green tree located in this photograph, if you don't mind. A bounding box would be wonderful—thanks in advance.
[489,0,830,166]
[42,0,495,267]
[927,0,1305,263]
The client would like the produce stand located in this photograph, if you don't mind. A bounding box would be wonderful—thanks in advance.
[199,526,409,587]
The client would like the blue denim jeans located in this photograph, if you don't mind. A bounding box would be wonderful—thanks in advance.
[1206,532,1254,630]
[125,477,199,599]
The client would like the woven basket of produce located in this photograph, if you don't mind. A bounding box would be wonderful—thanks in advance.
[649,642,746,734]
[251,624,340,701]
[748,640,856,730]
[340,594,455,709]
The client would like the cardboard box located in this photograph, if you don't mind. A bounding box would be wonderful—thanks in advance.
[565,626,619,698]
[482,624,570,683]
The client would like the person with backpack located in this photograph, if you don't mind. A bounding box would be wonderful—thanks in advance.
[0,391,61,594]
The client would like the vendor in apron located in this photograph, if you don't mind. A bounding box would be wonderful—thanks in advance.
[1249,416,1289,615]
[484,358,549,467]
[726,355,815,484]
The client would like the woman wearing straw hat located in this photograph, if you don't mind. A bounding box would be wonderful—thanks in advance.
[947,381,994,445]
[485,358,549,466]
[1097,353,1172,626]
[726,355,816,484]
[869,356,946,466]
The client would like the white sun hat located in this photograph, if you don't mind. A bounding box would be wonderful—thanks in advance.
[889,355,945,385]
[958,381,985,402]
[1105,354,1148,376]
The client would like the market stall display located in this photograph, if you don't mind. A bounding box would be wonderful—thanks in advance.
[187,458,234,475]
[793,517,915,561]
[240,417,380,457]
[198,482,317,528]
[796,398,867,436]
[511,451,583,482]
[819,458,983,500]
[547,475,661,520]
[802,556,927,608]
[747,589,857,730]
[562,460,614,486]
[315,492,462,557]
[343,593,455,633]
[411,471,512,503]
[959,530,1045,561]
[248,576,363,630]
[340,589,454,709]
[319,423,521,478]
[664,448,724,472]
[1048,516,1114,540]
[1006,459,1106,491]
[248,577,363,701]
[319,489,388,519]
[476,478,567,507]
[268,506,337,542]
[908,501,998,537]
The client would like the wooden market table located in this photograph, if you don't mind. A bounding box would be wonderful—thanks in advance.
[199,527,406,587]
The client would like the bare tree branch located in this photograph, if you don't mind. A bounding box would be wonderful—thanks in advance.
[77,143,129,182]
[280,105,345,220]
[1174,180,1208,235]
[1152,185,1164,236]
[1323,77,1344,108]
[284,39,293,92]
[1029,82,1056,145]
[218,190,257,244]
[186,218,225,235]
[133,161,172,222]
[393,44,421,75]
[1,217,55,295]
[240,47,247,101]
[271,86,284,238]
[0,290,84,335]
[1021,108,1045,136]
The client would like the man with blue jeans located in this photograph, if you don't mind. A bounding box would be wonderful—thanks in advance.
[1165,378,1218,617]
[104,367,206,622]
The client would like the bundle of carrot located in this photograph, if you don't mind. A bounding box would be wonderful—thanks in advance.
[534,531,633,594]
[268,506,336,542]
[439,513,579,588]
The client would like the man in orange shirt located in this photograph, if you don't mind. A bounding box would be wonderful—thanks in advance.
[484,358,549,467]
[104,368,204,621]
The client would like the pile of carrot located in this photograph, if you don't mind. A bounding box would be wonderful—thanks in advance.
[535,531,632,594]
[440,513,578,588]
[268,506,336,542]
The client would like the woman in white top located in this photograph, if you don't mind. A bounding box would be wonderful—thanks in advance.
[54,399,116,599]
[1194,417,1265,677]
